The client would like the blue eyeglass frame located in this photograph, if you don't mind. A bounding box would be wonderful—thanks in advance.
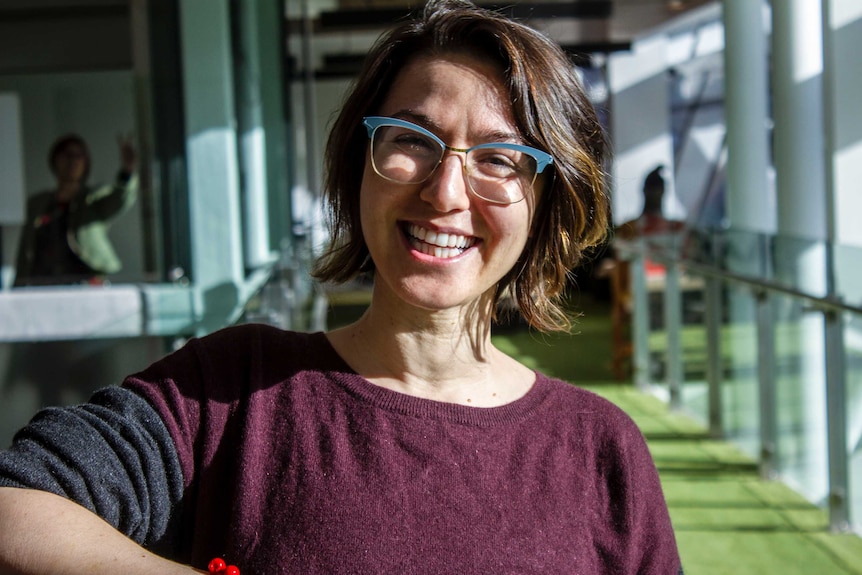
[362,116,554,174]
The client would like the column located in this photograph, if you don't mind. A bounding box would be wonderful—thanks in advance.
[179,0,244,330]
[722,0,773,235]
[771,0,829,510]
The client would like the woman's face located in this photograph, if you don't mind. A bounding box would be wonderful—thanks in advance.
[359,52,536,314]
[53,142,88,183]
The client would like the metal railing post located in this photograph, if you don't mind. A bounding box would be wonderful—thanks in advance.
[756,289,778,480]
[824,307,851,532]
[705,279,724,438]
[664,257,683,411]
[631,240,651,393]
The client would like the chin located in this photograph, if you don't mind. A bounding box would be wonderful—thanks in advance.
[393,278,495,316]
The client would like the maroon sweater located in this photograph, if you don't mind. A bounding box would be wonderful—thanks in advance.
[1,325,681,574]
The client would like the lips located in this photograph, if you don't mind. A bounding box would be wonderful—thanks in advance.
[405,223,477,259]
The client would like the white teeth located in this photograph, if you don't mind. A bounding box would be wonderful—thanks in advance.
[407,224,475,258]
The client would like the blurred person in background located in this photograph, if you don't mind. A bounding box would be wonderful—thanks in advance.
[13,133,138,287]
[616,165,684,240]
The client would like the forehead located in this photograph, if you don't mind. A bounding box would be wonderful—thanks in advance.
[379,53,518,137]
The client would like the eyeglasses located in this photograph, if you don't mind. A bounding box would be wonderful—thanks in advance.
[363,116,553,205]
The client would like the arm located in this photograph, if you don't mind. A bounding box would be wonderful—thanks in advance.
[78,135,139,224]
[78,174,138,224]
[0,388,187,568]
[0,487,200,575]
[590,399,682,575]
[117,132,137,176]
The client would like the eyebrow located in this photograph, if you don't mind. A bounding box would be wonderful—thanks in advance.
[390,109,525,145]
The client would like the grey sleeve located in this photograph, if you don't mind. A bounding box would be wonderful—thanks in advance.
[0,386,184,550]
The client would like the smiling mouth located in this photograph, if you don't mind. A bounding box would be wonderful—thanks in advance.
[405,223,477,259]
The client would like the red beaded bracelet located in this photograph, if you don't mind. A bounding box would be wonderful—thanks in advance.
[208,557,240,575]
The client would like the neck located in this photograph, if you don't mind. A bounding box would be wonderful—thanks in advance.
[327,285,532,406]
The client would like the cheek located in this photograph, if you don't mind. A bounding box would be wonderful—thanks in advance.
[358,165,389,248]
[358,167,376,227]
[484,207,532,260]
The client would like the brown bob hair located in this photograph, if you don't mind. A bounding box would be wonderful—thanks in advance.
[313,0,610,332]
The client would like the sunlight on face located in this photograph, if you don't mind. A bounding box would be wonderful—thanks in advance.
[359,53,537,316]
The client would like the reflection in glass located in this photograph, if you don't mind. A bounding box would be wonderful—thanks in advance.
[773,294,828,503]
[722,285,760,459]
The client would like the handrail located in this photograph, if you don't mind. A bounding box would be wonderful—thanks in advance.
[654,252,862,315]
[615,236,862,315]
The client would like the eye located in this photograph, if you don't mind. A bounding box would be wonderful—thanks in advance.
[472,149,524,178]
[383,127,439,156]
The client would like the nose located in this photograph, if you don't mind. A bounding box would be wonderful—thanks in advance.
[419,153,472,212]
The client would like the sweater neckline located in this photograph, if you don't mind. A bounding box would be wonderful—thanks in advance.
[310,331,553,427]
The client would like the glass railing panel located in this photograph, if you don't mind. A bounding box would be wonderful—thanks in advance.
[685,229,859,309]
[680,227,719,267]
[772,293,829,504]
[721,284,760,459]
[644,267,669,393]
[630,226,862,530]
[772,235,829,299]
[835,243,862,309]
[721,229,770,279]
[678,272,709,426]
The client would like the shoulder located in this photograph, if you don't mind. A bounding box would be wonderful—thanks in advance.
[535,376,649,449]
[122,327,338,471]
[169,325,337,390]
[191,324,328,363]
[125,325,332,399]
[538,377,633,422]
[535,378,667,499]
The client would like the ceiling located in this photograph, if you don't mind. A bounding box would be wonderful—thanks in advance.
[0,0,719,76]
[0,0,716,43]
[306,0,716,46]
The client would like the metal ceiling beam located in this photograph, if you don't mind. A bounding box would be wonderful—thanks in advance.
[287,39,630,80]
[314,1,613,31]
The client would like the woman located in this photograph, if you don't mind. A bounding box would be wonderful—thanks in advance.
[0,1,682,574]
[13,133,138,287]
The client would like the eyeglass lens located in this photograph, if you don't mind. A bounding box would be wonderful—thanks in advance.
[370,124,538,204]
